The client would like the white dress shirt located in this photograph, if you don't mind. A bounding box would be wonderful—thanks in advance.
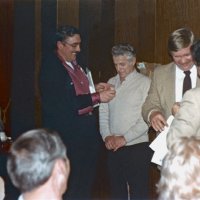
[175,64,197,102]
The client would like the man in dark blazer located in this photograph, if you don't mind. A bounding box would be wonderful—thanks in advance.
[39,25,115,200]
[142,27,200,133]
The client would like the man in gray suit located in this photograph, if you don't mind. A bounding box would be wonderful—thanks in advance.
[142,27,200,133]
[167,39,200,148]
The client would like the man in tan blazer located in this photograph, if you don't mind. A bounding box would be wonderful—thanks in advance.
[142,27,200,133]
[167,39,200,148]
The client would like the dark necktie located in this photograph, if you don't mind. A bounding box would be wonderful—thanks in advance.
[182,70,191,95]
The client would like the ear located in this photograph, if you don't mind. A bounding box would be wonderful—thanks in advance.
[57,41,64,50]
[132,57,136,66]
[53,159,70,178]
[51,159,70,195]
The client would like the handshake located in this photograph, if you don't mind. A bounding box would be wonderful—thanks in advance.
[95,82,116,103]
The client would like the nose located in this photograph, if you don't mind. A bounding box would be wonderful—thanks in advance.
[179,55,189,65]
[75,44,81,52]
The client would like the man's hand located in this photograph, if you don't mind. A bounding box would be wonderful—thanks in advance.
[150,111,167,132]
[112,136,126,151]
[105,136,116,150]
[171,102,180,116]
[95,82,114,92]
[99,87,116,103]
[105,135,126,151]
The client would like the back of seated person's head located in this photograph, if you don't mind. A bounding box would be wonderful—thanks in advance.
[7,128,69,194]
[157,136,200,200]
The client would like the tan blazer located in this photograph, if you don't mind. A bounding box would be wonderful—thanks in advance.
[142,62,200,124]
[167,87,200,148]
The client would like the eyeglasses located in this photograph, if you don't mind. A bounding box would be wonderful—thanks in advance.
[62,41,80,48]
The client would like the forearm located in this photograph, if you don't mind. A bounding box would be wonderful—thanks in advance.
[124,117,149,143]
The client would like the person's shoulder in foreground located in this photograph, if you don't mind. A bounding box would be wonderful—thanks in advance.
[167,87,200,148]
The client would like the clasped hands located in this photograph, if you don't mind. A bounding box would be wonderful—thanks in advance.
[104,135,126,151]
[95,82,116,103]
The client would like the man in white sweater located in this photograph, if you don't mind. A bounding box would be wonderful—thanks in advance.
[99,43,152,200]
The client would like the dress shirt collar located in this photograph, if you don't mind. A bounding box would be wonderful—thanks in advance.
[66,61,74,69]
[175,64,197,86]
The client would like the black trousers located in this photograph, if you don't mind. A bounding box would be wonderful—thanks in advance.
[107,142,153,200]
[62,115,101,200]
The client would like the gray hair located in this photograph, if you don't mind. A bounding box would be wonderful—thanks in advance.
[7,129,67,193]
[111,43,136,61]
[168,27,194,54]
[157,136,200,200]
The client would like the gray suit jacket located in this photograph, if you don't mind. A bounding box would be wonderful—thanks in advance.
[167,87,200,148]
[142,62,200,124]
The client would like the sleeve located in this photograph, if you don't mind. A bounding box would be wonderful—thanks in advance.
[91,92,100,105]
[124,79,150,143]
[142,67,165,124]
[99,102,110,141]
[124,116,149,143]
[167,89,200,149]
[99,78,114,140]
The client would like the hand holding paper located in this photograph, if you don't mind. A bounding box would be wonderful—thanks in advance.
[149,115,174,166]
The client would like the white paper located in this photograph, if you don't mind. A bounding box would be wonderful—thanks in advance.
[149,115,174,166]
[0,177,5,200]
[86,68,96,94]
[86,68,99,107]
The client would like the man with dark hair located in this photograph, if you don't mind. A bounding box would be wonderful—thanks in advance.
[39,25,115,199]
[7,129,70,200]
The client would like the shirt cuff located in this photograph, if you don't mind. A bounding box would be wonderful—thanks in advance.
[91,92,100,105]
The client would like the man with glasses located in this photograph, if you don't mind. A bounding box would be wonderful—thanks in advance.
[39,25,115,200]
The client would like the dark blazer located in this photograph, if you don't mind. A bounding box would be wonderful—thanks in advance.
[39,53,99,142]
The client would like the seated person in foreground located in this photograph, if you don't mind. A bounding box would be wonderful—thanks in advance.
[7,129,70,200]
[157,136,200,200]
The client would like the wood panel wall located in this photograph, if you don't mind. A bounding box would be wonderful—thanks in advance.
[2,0,200,132]
[1,0,200,198]
[115,0,156,62]
[155,0,200,63]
